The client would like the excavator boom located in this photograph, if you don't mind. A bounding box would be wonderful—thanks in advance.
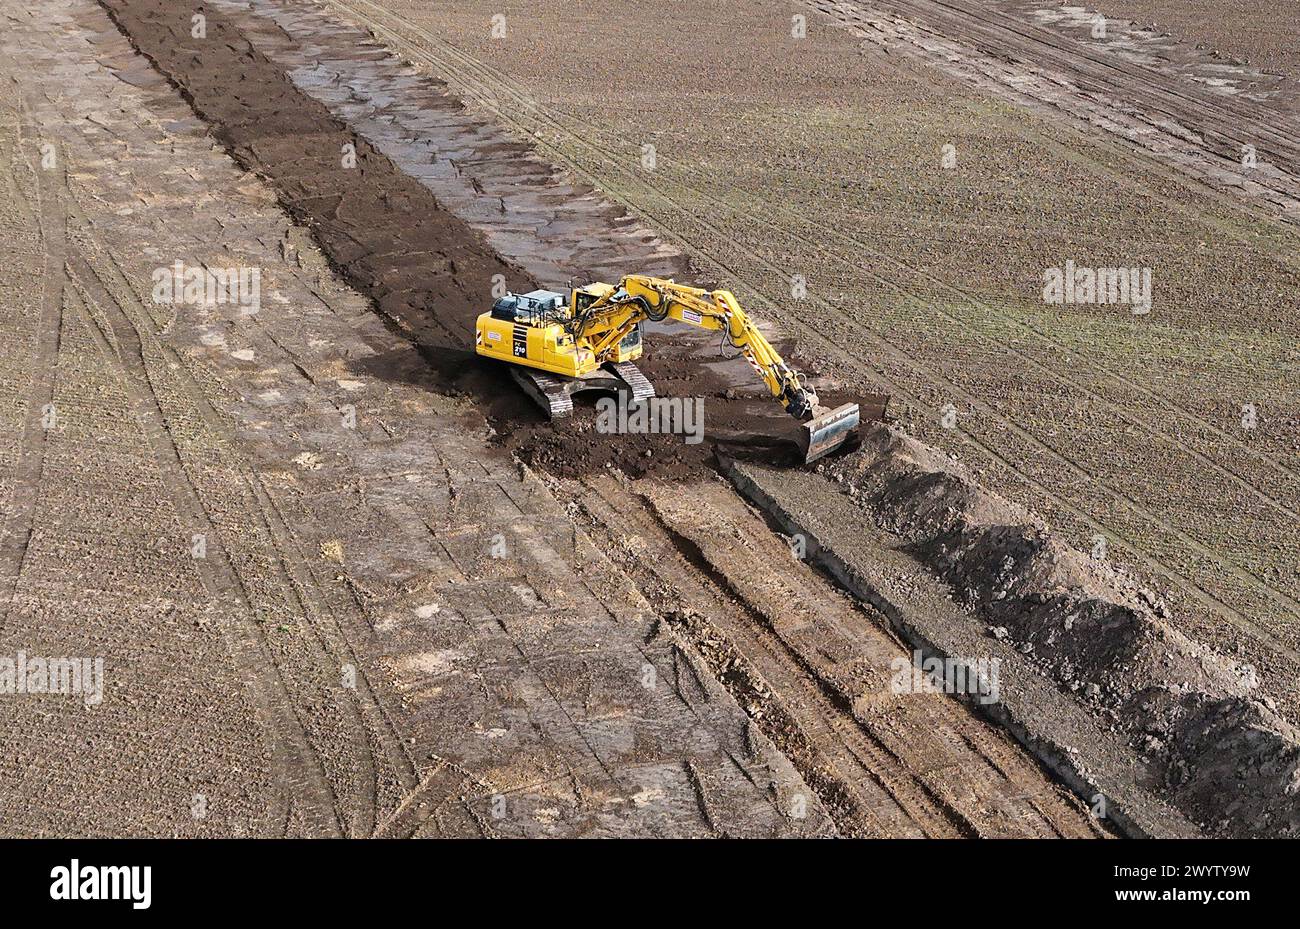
[577,276,861,462]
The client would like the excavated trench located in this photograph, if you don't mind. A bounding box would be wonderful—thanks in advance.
[721,427,1300,838]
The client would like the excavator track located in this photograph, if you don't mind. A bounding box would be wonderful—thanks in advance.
[511,361,655,420]
[510,366,575,418]
[606,361,656,404]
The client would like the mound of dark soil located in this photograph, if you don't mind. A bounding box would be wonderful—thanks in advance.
[825,423,1300,837]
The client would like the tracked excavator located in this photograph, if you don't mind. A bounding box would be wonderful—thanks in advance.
[474,274,862,463]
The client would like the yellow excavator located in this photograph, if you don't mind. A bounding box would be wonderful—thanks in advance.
[475,274,861,463]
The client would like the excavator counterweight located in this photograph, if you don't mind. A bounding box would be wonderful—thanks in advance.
[475,276,873,464]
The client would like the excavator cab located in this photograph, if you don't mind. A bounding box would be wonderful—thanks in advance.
[571,281,640,362]
[612,323,643,362]
[571,282,614,315]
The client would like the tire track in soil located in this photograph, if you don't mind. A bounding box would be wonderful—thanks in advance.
[68,221,419,837]
[313,0,1300,663]
[860,0,1300,171]
[0,122,63,617]
[53,144,367,831]
[250,480,422,835]
[63,248,345,837]
[593,541,911,834]
[820,1,1300,238]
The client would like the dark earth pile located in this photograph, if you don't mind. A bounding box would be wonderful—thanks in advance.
[826,424,1300,838]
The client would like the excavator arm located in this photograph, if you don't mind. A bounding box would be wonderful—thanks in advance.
[573,275,860,461]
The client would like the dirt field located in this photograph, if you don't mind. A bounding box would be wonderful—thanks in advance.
[0,0,1121,838]
[4,0,1297,839]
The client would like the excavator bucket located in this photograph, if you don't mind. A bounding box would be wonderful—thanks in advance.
[800,402,860,464]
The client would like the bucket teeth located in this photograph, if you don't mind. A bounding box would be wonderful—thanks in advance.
[801,402,860,464]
